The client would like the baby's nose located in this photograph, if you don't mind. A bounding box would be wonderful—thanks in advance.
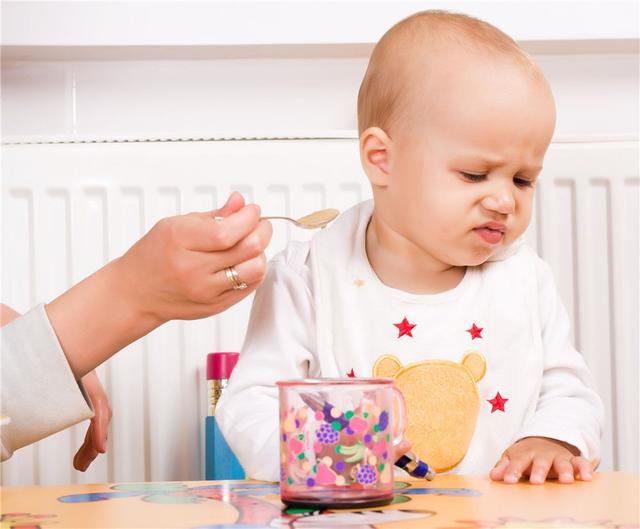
[482,189,515,215]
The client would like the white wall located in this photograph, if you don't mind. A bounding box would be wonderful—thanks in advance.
[1,1,638,485]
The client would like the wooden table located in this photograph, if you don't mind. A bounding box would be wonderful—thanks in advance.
[2,472,638,528]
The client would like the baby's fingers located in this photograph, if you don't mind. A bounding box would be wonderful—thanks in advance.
[552,456,575,484]
[528,454,554,485]
[501,453,533,484]
[489,455,510,482]
[395,439,412,458]
[571,456,593,481]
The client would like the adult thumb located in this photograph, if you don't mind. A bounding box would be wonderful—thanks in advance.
[213,192,245,219]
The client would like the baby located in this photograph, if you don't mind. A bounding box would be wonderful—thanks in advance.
[217,10,604,485]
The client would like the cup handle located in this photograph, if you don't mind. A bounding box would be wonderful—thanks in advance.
[391,386,407,447]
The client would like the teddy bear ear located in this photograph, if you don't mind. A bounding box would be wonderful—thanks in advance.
[461,351,487,382]
[373,355,403,378]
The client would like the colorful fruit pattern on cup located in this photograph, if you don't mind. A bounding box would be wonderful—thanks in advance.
[280,399,393,488]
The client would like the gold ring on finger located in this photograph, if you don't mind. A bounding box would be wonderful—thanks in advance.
[225,266,248,290]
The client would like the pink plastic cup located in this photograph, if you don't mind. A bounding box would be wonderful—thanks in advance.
[276,378,406,508]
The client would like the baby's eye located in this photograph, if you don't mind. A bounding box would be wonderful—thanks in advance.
[513,177,534,188]
[461,172,487,182]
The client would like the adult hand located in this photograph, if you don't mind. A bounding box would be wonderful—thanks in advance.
[2,304,113,471]
[490,436,593,484]
[115,191,272,323]
[45,192,273,379]
[73,370,112,472]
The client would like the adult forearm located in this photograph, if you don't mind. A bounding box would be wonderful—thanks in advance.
[45,258,161,379]
[43,194,271,380]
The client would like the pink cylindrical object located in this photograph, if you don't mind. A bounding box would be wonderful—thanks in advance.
[207,352,239,381]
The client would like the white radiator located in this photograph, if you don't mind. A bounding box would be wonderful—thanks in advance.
[1,138,638,485]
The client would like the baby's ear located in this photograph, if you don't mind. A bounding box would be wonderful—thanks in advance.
[360,126,392,188]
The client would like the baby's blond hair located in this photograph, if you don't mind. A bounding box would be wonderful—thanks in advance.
[357,10,538,135]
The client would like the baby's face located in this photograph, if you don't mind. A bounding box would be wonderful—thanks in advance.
[380,53,556,267]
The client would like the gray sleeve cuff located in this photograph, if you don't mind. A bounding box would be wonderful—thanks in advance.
[1,304,93,460]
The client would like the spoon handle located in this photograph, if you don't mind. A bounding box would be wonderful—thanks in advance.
[261,216,296,222]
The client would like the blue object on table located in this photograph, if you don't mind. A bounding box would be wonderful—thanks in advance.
[205,352,245,480]
[205,415,245,480]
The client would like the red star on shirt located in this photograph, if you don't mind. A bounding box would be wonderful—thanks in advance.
[466,323,483,340]
[346,369,356,378]
[394,317,416,338]
[487,392,509,413]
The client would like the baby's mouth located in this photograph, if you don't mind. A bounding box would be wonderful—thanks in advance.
[473,222,506,245]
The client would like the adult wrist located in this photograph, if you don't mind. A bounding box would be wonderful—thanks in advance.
[45,258,163,378]
[107,256,166,331]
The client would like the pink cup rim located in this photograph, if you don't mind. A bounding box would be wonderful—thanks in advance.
[276,377,394,387]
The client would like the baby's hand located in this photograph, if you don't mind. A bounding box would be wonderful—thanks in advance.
[73,370,112,472]
[490,436,593,485]
[395,438,412,459]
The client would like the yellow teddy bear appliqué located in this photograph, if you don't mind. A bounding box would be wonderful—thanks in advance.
[373,352,486,473]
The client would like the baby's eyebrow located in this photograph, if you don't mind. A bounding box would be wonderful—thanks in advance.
[454,153,504,166]
[522,164,543,174]
[456,155,543,174]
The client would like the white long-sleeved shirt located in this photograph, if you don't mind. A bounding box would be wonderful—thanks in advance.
[216,200,604,481]
[1,304,93,460]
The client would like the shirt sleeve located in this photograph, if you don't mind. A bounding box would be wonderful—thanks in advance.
[215,242,316,481]
[516,257,604,465]
[1,304,94,461]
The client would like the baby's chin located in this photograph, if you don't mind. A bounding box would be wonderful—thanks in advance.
[457,246,500,267]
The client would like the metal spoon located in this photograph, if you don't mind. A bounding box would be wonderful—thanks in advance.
[262,208,339,229]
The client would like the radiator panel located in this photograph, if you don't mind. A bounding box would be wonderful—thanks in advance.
[2,139,637,484]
